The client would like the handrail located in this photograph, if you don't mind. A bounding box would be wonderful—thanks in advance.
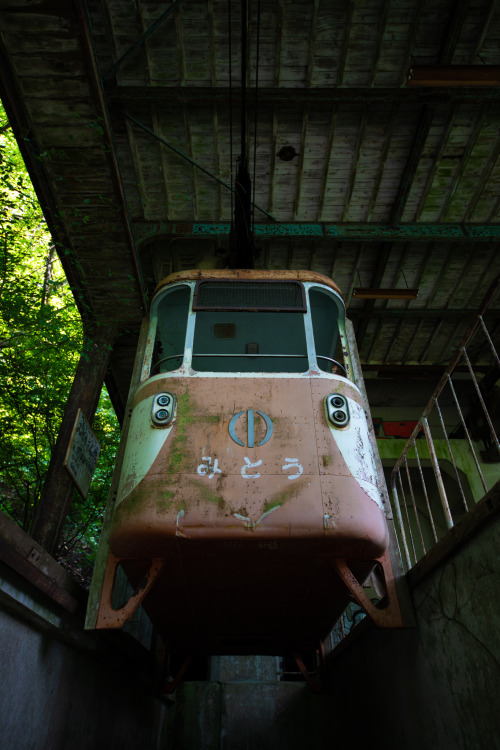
[151,352,307,373]
[152,352,347,375]
[317,356,347,375]
[151,355,183,372]
[389,275,500,571]
[192,353,307,358]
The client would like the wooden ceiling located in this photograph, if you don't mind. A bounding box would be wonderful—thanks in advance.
[1,0,500,416]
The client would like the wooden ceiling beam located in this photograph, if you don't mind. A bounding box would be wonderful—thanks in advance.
[376,243,415,363]
[464,127,500,221]
[463,245,499,307]
[354,242,391,347]
[470,1,498,62]
[336,0,354,88]
[439,0,471,65]
[102,0,185,83]
[440,104,489,221]
[414,105,459,221]
[398,0,425,87]
[387,0,472,227]
[369,0,391,87]
[390,106,434,224]
[367,102,399,219]
[208,0,217,87]
[400,318,425,364]
[316,104,337,222]
[107,86,500,106]
[356,0,473,352]
[293,109,308,221]
[348,308,500,320]
[361,364,491,376]
[408,65,500,86]
[342,106,368,221]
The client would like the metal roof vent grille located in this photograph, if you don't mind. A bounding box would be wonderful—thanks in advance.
[193,281,306,311]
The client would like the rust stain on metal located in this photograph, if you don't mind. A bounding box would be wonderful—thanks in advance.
[154,268,345,302]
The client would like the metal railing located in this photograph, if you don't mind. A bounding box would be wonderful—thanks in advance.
[390,276,500,572]
[328,277,500,648]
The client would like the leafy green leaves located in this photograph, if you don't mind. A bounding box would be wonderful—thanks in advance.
[0,101,119,585]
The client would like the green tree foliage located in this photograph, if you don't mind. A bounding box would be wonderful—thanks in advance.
[0,103,119,584]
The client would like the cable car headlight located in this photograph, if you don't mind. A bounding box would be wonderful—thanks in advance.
[152,393,175,427]
[326,393,350,428]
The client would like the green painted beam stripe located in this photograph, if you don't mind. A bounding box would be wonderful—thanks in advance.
[192,223,325,237]
[190,223,500,240]
[135,222,500,243]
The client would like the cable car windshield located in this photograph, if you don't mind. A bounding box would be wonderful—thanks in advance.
[150,280,347,376]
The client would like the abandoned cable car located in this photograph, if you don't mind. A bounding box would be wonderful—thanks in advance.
[88,269,401,658]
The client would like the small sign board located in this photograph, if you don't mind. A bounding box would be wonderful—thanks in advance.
[64,409,101,499]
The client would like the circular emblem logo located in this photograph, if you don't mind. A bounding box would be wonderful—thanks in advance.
[228,409,273,448]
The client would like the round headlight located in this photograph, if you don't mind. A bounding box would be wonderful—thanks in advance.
[326,392,350,428]
[152,392,176,427]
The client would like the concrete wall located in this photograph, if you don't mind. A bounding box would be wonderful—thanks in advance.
[0,561,168,750]
[1,502,498,750]
[164,502,499,750]
[165,681,334,750]
[329,506,500,750]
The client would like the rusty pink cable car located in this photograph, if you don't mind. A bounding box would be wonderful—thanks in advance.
[87,269,402,667]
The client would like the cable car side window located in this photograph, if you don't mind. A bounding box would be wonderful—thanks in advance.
[309,287,347,375]
[191,281,308,373]
[152,285,190,373]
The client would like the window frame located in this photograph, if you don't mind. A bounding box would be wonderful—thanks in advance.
[143,280,351,380]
